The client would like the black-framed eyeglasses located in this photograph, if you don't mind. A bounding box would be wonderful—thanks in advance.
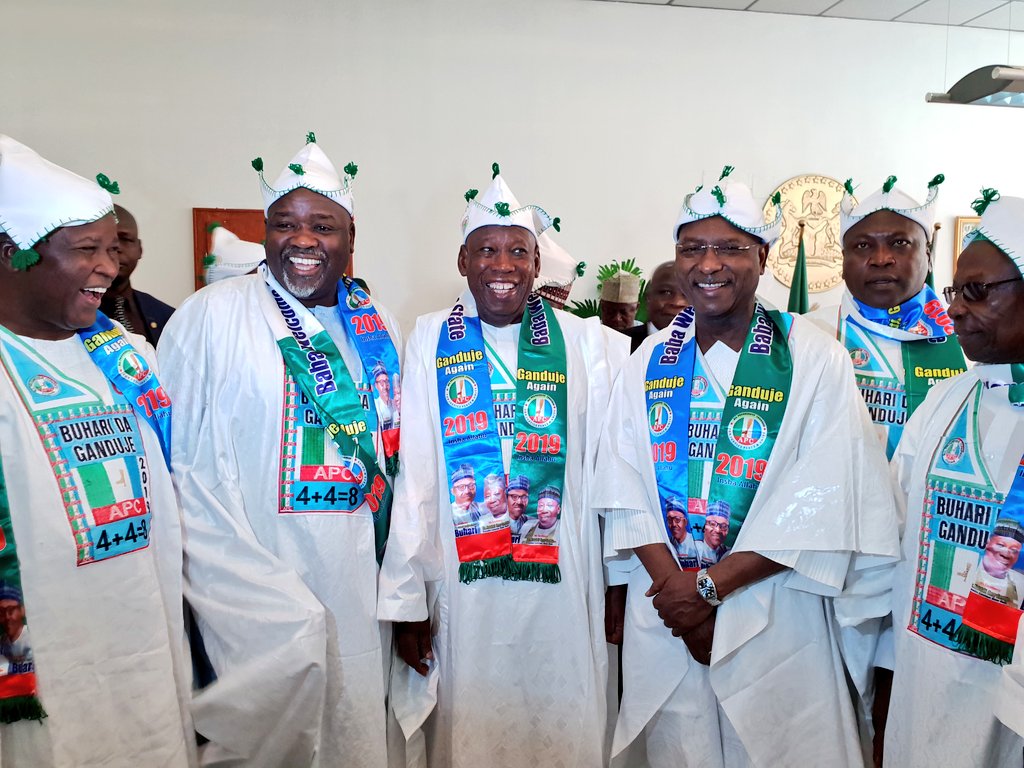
[942,277,1023,304]
[676,243,755,258]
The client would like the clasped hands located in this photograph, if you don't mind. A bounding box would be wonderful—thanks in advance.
[646,569,716,665]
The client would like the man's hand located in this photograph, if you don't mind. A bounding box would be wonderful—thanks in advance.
[394,619,433,676]
[646,568,714,636]
[681,611,716,665]
[605,585,627,645]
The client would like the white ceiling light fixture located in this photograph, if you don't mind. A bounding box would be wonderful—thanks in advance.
[926,64,1024,107]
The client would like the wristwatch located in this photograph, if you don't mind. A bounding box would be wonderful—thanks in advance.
[695,568,722,607]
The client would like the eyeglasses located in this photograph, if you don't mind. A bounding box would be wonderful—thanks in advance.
[942,276,1023,304]
[676,243,755,258]
[703,520,729,531]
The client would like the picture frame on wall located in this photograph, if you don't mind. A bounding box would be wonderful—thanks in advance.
[192,208,266,292]
[953,216,981,271]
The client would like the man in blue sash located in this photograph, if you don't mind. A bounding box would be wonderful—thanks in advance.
[883,191,1024,766]
[594,168,898,767]
[159,134,401,768]
[808,174,967,460]
[377,165,614,767]
[0,135,194,766]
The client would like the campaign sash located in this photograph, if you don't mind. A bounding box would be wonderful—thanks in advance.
[78,313,173,468]
[911,371,1024,665]
[646,304,794,567]
[262,268,395,563]
[0,457,45,722]
[435,293,568,584]
[844,287,966,441]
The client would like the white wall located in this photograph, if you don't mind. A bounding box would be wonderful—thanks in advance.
[5,0,1023,330]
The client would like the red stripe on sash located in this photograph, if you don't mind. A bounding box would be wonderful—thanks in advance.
[0,673,37,698]
[512,543,559,565]
[962,592,1022,644]
[455,527,510,563]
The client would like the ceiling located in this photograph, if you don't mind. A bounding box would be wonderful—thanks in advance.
[586,0,1024,31]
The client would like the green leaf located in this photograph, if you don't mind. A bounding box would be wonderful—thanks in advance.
[568,298,600,318]
[11,248,40,271]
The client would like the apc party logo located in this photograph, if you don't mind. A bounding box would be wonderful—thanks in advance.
[849,348,871,369]
[346,290,372,310]
[524,394,557,429]
[727,412,767,451]
[117,350,152,385]
[342,456,368,488]
[942,437,965,466]
[445,376,478,409]
[648,402,673,437]
[28,374,60,397]
[691,376,709,398]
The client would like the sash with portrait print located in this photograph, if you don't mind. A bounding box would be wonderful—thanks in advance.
[841,287,967,458]
[645,304,794,569]
[0,319,172,721]
[435,292,568,584]
[261,267,399,563]
[910,365,1024,665]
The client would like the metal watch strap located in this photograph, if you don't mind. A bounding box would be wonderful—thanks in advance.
[696,567,722,607]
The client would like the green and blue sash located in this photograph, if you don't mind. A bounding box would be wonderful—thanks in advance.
[843,287,966,457]
[913,366,1024,665]
[646,305,794,567]
[263,268,399,563]
[435,293,568,584]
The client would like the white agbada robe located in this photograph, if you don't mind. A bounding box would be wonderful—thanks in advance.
[887,365,1024,766]
[377,294,611,768]
[158,274,402,768]
[595,312,899,768]
[0,329,195,768]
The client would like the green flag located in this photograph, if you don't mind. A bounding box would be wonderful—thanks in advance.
[788,227,810,314]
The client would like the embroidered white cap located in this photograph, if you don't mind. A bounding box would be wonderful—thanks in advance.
[0,135,117,268]
[253,132,356,216]
[962,190,1024,276]
[840,174,944,240]
[535,231,584,306]
[600,272,642,303]
[673,166,782,246]
[461,163,555,243]
[205,224,265,284]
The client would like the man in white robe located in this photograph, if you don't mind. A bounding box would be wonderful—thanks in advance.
[596,169,899,767]
[0,135,195,767]
[808,174,965,460]
[884,192,1024,766]
[378,167,612,767]
[160,135,401,768]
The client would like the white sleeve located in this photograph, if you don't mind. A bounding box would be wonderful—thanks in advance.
[377,319,446,622]
[159,315,329,768]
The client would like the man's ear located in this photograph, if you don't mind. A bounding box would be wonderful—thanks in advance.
[348,219,356,259]
[457,245,469,277]
[0,235,18,272]
[925,239,934,272]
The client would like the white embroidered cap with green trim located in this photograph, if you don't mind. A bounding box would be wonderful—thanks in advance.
[963,190,1024,277]
[0,134,116,267]
[839,174,944,240]
[535,231,583,304]
[206,224,266,284]
[673,166,783,246]
[253,132,356,216]
[461,163,555,243]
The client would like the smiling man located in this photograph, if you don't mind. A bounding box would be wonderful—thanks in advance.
[881,191,1024,766]
[378,165,613,767]
[0,135,194,767]
[808,175,966,459]
[159,134,401,768]
[594,168,899,767]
